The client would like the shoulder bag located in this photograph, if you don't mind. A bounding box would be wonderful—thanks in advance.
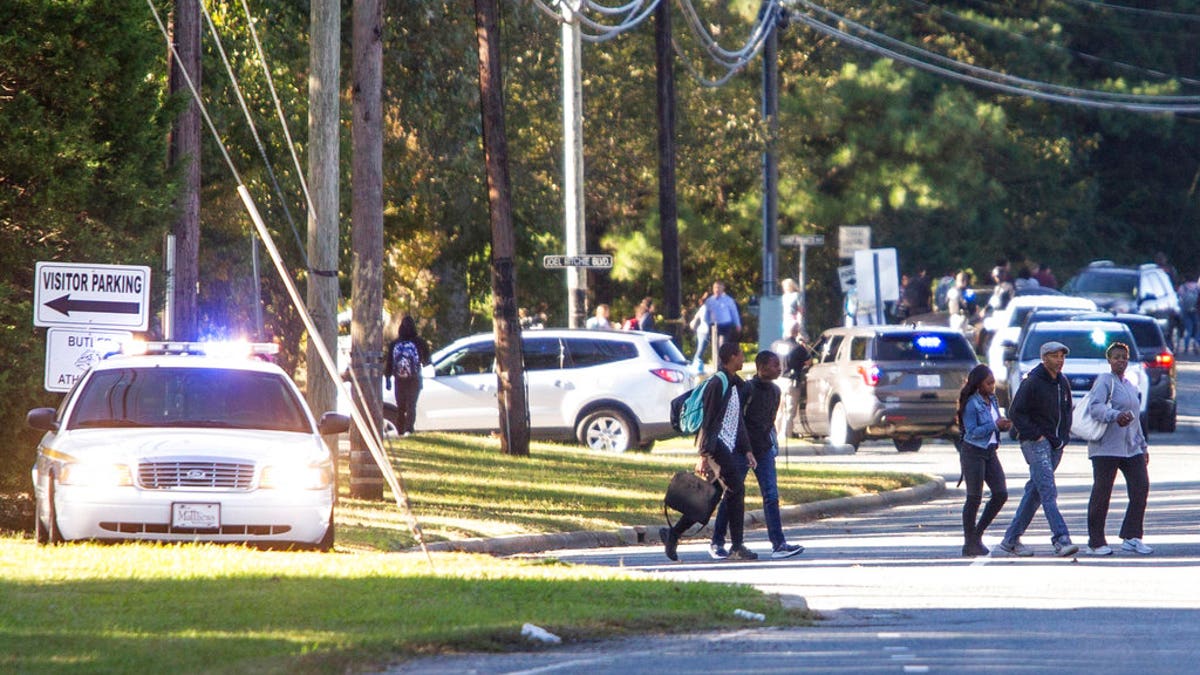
[1072,375,1115,442]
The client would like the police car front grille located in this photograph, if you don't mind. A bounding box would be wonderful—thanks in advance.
[138,460,255,489]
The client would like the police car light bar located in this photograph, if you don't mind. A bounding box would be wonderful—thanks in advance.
[119,340,279,358]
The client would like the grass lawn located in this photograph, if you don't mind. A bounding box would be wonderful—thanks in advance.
[0,433,926,672]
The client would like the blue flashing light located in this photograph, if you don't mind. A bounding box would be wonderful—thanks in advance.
[914,335,946,353]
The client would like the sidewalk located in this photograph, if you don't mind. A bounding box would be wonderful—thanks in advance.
[418,472,946,556]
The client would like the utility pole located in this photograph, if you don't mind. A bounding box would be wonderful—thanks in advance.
[655,0,682,344]
[306,0,340,427]
[167,0,201,341]
[758,6,782,348]
[561,2,587,328]
[474,0,530,456]
[350,0,385,499]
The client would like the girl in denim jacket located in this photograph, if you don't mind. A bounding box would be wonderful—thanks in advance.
[956,364,1012,557]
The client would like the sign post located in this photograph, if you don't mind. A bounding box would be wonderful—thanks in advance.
[780,234,824,337]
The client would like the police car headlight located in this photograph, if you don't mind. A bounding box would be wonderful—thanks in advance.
[260,462,333,490]
[58,462,133,487]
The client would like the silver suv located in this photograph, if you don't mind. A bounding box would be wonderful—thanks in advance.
[791,326,979,452]
[412,329,690,452]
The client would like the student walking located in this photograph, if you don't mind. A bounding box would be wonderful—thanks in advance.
[661,342,756,561]
[384,316,430,435]
[1083,342,1152,556]
[956,364,1010,557]
[709,351,805,560]
[997,341,1079,557]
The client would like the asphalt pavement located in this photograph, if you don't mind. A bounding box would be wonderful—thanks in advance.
[391,354,1200,675]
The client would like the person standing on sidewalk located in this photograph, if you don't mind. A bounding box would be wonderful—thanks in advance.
[1083,342,1153,556]
[956,364,1010,557]
[703,281,742,347]
[709,351,805,560]
[997,341,1080,557]
[661,342,757,562]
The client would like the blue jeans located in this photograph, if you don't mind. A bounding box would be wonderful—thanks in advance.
[1002,439,1072,546]
[712,445,786,550]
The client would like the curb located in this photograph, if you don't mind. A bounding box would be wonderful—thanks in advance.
[418,473,946,555]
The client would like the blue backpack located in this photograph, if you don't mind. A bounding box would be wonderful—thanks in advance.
[670,372,730,435]
[392,341,421,381]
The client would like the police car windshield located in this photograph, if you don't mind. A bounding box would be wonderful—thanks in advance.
[68,367,311,433]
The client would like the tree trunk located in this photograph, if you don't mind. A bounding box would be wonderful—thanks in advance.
[167,0,201,341]
[473,0,529,456]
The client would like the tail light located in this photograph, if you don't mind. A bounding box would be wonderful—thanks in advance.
[650,368,687,384]
[857,363,881,386]
[1149,352,1174,369]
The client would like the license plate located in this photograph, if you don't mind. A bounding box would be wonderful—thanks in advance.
[917,374,941,388]
[172,503,220,529]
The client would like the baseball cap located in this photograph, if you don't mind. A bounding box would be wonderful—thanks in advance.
[1039,341,1070,357]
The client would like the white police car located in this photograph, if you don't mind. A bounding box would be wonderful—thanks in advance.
[26,341,348,549]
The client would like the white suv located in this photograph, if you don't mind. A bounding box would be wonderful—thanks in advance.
[413,329,690,452]
[1005,320,1149,435]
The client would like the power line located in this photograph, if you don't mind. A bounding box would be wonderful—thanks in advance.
[788,0,1200,113]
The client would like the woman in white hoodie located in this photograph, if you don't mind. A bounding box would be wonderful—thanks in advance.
[1084,341,1152,556]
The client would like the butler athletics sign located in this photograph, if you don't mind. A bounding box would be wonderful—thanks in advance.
[34,261,151,331]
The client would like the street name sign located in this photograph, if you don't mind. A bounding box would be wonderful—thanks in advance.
[35,261,151,330]
[781,234,825,247]
[44,327,132,392]
[542,254,613,269]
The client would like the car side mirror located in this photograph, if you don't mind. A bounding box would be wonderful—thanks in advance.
[26,407,58,432]
[318,412,351,435]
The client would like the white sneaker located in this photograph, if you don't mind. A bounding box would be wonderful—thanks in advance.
[1086,545,1113,556]
[1122,538,1153,555]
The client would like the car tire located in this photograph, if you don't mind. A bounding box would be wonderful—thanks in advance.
[893,437,923,453]
[577,408,636,453]
[37,479,63,545]
[1162,405,1177,433]
[828,402,862,450]
[382,404,401,438]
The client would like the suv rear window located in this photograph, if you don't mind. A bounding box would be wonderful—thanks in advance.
[564,338,637,368]
[1021,329,1138,361]
[1114,319,1164,351]
[1073,270,1137,295]
[647,338,688,365]
[874,333,975,361]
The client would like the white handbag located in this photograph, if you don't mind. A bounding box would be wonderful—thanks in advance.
[1072,376,1114,442]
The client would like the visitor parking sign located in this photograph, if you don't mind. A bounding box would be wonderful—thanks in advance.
[34,261,151,330]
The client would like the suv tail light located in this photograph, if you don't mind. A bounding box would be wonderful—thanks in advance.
[650,368,687,384]
[1149,352,1174,369]
[857,363,881,387]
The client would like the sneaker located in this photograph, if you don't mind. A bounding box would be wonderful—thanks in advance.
[708,543,730,560]
[1122,538,1154,555]
[1086,545,1114,556]
[996,540,1034,557]
[771,543,805,559]
[726,546,759,561]
[660,527,679,561]
[1054,540,1080,557]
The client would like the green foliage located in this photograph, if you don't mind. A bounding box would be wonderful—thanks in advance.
[0,0,174,489]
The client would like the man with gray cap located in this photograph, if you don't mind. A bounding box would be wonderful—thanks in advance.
[997,340,1080,557]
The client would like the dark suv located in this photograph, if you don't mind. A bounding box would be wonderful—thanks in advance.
[1063,261,1182,346]
[1074,312,1176,432]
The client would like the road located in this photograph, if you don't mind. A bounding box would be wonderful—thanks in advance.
[395,357,1200,674]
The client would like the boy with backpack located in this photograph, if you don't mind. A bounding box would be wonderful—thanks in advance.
[661,342,756,561]
[709,350,805,560]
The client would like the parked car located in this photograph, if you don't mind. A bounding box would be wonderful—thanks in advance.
[26,341,348,549]
[982,294,1098,404]
[413,329,690,452]
[1062,261,1182,345]
[1071,312,1176,432]
[790,325,980,452]
[1004,320,1149,437]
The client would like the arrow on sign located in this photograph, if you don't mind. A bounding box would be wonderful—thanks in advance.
[44,294,140,317]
